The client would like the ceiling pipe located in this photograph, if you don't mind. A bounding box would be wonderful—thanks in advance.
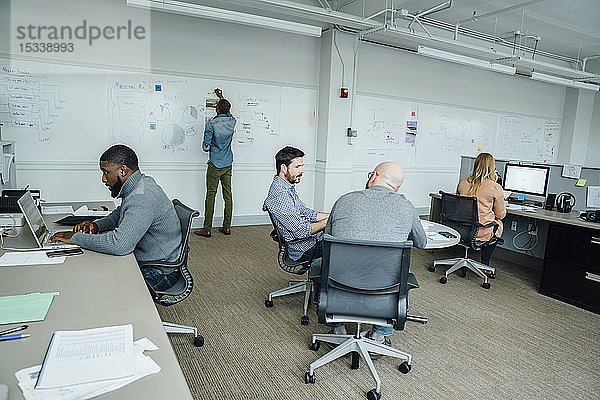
[583,55,600,72]
[189,0,596,79]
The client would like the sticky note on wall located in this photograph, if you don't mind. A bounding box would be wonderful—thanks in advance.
[576,179,587,187]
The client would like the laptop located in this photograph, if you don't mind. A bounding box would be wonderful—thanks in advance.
[17,192,80,250]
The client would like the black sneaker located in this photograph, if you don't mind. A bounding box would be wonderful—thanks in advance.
[360,330,391,360]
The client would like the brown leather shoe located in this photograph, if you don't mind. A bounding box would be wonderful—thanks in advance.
[193,229,211,237]
[218,227,231,235]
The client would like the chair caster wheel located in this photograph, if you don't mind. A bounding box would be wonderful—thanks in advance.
[439,276,447,284]
[309,341,320,351]
[305,372,315,384]
[194,335,204,347]
[351,352,360,369]
[489,273,496,279]
[427,265,435,272]
[398,361,411,374]
[482,282,491,289]
[367,389,381,400]
[265,299,273,308]
[301,315,309,325]
[459,267,467,278]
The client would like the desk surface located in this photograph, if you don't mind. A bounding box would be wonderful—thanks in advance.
[422,220,461,249]
[0,211,193,400]
[429,192,600,231]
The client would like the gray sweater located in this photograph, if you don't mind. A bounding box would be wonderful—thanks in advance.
[71,171,182,263]
[324,185,427,248]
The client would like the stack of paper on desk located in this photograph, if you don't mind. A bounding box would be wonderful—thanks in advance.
[35,325,135,389]
[72,206,110,217]
[15,334,161,400]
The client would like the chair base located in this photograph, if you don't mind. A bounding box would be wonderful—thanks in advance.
[434,257,495,286]
[266,279,313,325]
[163,322,204,347]
[306,326,412,396]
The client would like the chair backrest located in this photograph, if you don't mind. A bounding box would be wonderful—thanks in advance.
[152,199,199,306]
[318,234,413,330]
[439,191,479,248]
[265,209,311,275]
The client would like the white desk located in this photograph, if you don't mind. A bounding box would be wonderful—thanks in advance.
[421,220,460,249]
[0,210,193,400]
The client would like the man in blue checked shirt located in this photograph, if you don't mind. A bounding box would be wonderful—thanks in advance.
[195,88,236,238]
[263,146,329,263]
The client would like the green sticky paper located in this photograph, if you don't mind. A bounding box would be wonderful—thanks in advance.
[0,292,56,325]
[576,179,587,187]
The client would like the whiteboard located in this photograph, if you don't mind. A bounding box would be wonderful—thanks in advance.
[0,58,317,166]
[353,94,560,167]
[0,58,109,161]
[107,72,316,164]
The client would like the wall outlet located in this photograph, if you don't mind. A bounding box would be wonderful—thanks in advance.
[528,223,537,236]
[511,221,517,231]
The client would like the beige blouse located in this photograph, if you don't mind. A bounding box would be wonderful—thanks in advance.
[457,178,507,241]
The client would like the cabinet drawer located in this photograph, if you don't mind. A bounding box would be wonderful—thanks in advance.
[545,224,600,271]
[540,259,600,313]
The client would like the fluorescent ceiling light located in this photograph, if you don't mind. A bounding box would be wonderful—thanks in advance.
[572,80,600,91]
[127,0,322,37]
[531,72,599,91]
[417,45,516,75]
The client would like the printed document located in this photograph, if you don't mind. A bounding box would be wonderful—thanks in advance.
[35,324,134,389]
[16,337,160,400]
[0,251,66,267]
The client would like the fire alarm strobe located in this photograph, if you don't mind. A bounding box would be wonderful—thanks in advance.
[340,88,349,98]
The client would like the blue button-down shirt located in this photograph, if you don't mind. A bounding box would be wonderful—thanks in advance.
[203,113,236,168]
[263,176,321,260]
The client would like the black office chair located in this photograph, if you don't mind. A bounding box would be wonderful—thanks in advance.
[429,191,504,289]
[263,210,318,325]
[139,199,204,347]
[305,235,427,400]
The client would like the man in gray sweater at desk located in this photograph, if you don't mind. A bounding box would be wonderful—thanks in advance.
[50,144,182,291]
[323,161,426,350]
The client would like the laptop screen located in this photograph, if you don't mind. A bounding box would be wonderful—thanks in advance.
[17,192,48,246]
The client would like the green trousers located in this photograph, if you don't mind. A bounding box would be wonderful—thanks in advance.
[203,162,233,231]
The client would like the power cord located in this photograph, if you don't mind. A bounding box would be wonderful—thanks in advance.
[512,224,538,251]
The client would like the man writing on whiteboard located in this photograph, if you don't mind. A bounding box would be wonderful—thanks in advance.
[194,88,236,237]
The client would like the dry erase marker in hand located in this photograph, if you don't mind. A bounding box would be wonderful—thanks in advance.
[0,333,30,342]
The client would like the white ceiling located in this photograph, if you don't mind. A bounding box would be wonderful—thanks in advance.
[375,0,600,60]
[164,0,600,72]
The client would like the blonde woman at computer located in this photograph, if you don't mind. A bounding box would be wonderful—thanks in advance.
[457,153,507,269]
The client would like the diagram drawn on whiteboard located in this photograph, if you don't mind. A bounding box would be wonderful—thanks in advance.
[109,76,202,152]
[0,64,66,142]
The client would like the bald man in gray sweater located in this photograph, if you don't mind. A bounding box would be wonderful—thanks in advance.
[323,161,426,351]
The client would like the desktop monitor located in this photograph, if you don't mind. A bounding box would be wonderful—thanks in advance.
[503,164,550,197]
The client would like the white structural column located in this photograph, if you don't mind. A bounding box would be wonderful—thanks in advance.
[558,88,596,165]
[314,30,358,211]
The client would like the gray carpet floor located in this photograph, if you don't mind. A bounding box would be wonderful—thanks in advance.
[157,225,600,400]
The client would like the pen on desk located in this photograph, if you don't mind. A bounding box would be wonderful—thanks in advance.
[0,333,31,342]
[0,324,28,336]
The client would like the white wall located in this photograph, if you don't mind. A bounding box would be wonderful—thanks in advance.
[4,1,596,225]
[6,1,321,227]
[315,31,566,213]
[585,94,600,168]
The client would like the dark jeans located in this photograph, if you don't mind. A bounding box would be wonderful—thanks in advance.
[297,240,323,264]
[142,267,179,291]
[480,243,497,266]
[203,162,233,231]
